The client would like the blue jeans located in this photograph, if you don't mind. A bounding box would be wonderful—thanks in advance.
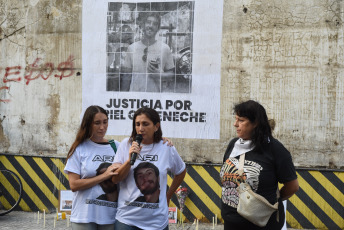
[114,220,168,230]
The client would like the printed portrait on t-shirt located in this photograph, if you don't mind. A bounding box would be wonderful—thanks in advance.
[133,162,160,203]
[95,162,119,202]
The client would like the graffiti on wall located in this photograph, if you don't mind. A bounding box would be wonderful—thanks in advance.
[0,55,76,102]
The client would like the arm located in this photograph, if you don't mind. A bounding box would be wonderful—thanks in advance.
[112,141,141,184]
[280,178,299,201]
[111,160,131,184]
[166,168,187,205]
[68,164,119,192]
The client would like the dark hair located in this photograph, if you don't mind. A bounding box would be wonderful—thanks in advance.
[96,162,112,176]
[133,162,160,182]
[66,105,108,161]
[234,100,272,150]
[130,107,162,143]
[142,12,161,30]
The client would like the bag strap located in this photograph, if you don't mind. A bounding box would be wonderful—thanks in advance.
[238,153,245,177]
[108,139,117,153]
[238,152,280,222]
[223,138,239,162]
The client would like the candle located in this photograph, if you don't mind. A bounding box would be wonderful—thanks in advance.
[62,212,66,220]
[37,211,40,224]
[43,209,46,228]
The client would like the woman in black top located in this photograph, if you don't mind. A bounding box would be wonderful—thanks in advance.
[220,100,299,230]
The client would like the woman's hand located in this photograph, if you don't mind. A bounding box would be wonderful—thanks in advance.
[129,141,142,159]
[68,165,119,192]
[162,137,173,147]
[104,164,120,177]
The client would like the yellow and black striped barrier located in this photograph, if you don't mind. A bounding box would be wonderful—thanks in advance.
[1,154,343,229]
[286,169,344,229]
[0,154,69,212]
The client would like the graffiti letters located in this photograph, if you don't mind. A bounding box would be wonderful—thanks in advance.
[1,56,76,102]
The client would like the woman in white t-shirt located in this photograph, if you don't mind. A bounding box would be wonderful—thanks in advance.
[64,105,120,230]
[112,107,186,230]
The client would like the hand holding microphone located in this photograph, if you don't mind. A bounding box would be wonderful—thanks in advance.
[130,134,143,165]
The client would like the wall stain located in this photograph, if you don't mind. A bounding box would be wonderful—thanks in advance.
[0,116,10,150]
[243,5,248,14]
[46,94,61,144]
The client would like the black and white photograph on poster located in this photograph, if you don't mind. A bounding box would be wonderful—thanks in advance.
[106,2,193,93]
[82,0,223,139]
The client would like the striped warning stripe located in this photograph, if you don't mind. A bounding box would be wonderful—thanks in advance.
[286,169,344,229]
[0,154,69,212]
[169,164,222,223]
[1,154,343,229]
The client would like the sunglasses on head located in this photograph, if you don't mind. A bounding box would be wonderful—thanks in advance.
[142,47,148,62]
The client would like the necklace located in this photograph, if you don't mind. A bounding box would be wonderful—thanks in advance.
[141,143,155,154]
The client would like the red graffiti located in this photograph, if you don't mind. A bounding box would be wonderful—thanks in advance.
[24,58,53,85]
[55,55,74,80]
[0,86,10,103]
[4,66,22,83]
[24,55,74,85]
[1,55,76,102]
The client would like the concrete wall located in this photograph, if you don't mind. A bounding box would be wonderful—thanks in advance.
[1,0,343,169]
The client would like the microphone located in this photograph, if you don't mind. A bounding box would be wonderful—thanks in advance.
[130,134,143,165]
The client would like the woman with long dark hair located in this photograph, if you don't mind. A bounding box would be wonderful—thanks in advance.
[220,100,299,230]
[64,105,120,230]
[112,107,186,230]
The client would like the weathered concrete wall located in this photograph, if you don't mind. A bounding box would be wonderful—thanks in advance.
[0,0,82,156]
[0,0,343,169]
[221,0,344,169]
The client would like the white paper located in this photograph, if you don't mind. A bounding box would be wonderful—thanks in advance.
[82,0,223,139]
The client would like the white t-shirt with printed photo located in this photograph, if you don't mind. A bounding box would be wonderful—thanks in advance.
[113,138,186,230]
[64,139,120,224]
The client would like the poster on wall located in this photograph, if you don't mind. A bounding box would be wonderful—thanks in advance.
[82,0,223,139]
